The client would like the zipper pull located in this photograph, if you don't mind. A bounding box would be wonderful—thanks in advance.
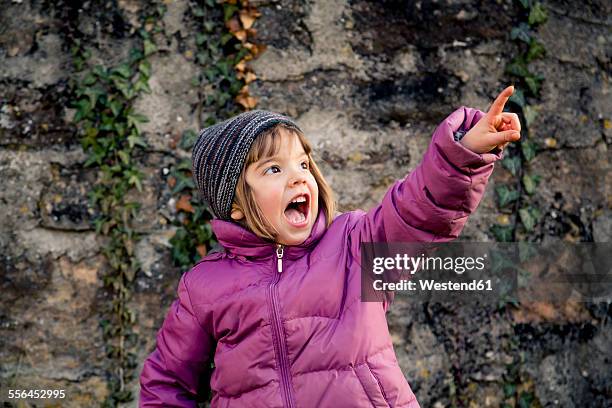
[276,244,284,273]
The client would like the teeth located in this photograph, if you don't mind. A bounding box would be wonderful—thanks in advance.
[291,195,307,204]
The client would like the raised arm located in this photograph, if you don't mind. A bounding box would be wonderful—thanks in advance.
[348,105,505,259]
[140,273,214,407]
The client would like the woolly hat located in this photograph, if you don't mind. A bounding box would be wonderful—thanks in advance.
[191,110,302,220]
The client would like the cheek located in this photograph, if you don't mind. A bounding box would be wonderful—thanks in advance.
[254,183,284,212]
[309,175,319,196]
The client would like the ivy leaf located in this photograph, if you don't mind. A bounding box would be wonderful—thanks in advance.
[128,134,148,149]
[510,22,531,44]
[522,173,541,195]
[82,72,97,86]
[518,391,535,408]
[127,171,143,192]
[504,383,517,398]
[127,113,149,129]
[223,3,238,22]
[490,225,514,242]
[518,0,530,9]
[114,121,127,137]
[509,88,526,108]
[204,21,215,33]
[74,99,91,122]
[134,76,152,94]
[523,104,538,127]
[113,77,132,99]
[112,63,132,79]
[109,100,122,117]
[496,185,520,207]
[526,39,546,62]
[522,174,535,195]
[519,207,540,231]
[505,56,530,78]
[176,159,193,171]
[193,6,205,17]
[502,155,522,176]
[217,61,230,78]
[81,126,99,150]
[518,241,539,263]
[83,87,104,109]
[143,39,157,56]
[220,32,233,46]
[528,3,548,26]
[118,150,130,165]
[521,138,537,162]
[207,41,219,56]
[180,129,198,150]
[138,60,151,77]
[84,149,104,167]
[204,67,217,82]
[93,64,108,79]
[172,175,196,194]
[525,74,544,96]
[197,52,208,65]
[196,222,213,244]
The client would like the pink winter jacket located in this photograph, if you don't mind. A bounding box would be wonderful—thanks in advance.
[139,106,503,407]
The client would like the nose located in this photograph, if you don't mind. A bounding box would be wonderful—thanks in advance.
[287,163,308,187]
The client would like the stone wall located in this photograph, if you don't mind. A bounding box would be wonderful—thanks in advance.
[0,0,610,406]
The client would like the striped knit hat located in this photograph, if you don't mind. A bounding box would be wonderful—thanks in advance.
[191,110,302,220]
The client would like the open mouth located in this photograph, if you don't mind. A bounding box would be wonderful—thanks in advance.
[283,193,310,227]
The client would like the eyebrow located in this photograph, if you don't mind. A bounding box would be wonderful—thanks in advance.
[256,153,309,170]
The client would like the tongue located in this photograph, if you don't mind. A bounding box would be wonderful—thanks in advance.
[285,208,306,225]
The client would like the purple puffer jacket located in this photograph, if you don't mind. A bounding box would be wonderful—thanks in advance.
[140,107,503,407]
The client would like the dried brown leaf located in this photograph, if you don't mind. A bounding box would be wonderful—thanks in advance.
[235,60,247,72]
[234,30,247,42]
[167,176,176,188]
[176,195,195,213]
[226,16,241,33]
[236,94,257,109]
[196,245,208,258]
[239,10,256,29]
[244,72,257,84]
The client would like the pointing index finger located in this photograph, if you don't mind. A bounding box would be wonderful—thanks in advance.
[488,85,514,117]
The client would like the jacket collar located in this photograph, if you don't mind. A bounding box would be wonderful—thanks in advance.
[210,209,327,261]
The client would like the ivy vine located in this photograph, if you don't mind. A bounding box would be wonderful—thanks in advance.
[169,0,263,270]
[493,2,548,407]
[490,0,548,244]
[69,4,166,405]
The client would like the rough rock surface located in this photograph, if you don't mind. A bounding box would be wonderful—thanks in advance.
[0,0,610,406]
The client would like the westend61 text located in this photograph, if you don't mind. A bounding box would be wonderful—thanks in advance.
[373,279,493,292]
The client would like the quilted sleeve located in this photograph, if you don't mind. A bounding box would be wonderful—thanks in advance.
[348,106,503,250]
[347,107,504,310]
[139,272,214,407]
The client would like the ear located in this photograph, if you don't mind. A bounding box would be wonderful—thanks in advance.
[231,208,245,220]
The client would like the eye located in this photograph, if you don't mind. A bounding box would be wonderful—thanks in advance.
[264,165,280,175]
[301,161,309,170]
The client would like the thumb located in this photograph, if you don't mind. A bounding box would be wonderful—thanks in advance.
[491,130,521,145]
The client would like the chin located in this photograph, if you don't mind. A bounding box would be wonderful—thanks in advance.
[279,226,312,246]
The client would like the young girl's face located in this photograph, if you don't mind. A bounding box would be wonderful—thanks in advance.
[243,128,319,246]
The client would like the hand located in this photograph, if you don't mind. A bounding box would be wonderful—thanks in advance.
[459,85,522,154]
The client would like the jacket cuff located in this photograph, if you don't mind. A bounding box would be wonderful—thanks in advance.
[435,106,504,171]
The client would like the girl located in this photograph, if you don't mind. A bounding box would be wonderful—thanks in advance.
[140,86,521,407]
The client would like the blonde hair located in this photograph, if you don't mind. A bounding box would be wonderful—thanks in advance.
[231,124,336,242]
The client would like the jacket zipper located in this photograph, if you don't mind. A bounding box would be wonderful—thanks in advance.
[268,244,296,408]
